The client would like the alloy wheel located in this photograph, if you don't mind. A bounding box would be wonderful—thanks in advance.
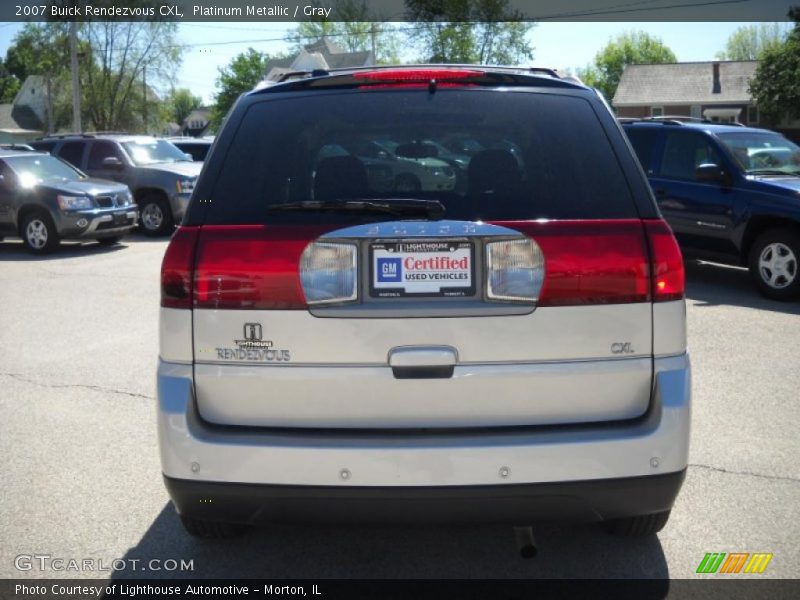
[758,242,798,289]
[25,219,48,249]
[142,203,164,231]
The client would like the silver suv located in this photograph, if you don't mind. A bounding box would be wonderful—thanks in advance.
[31,134,202,236]
[158,66,690,539]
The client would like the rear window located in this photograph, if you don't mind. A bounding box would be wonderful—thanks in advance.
[203,90,636,224]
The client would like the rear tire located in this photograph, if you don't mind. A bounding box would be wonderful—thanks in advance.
[604,510,671,537]
[21,210,60,254]
[179,515,248,539]
[138,194,173,237]
[747,228,800,300]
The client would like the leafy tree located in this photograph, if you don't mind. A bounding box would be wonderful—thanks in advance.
[210,49,271,128]
[165,88,203,125]
[0,58,20,103]
[287,0,402,64]
[79,21,181,132]
[577,31,676,101]
[749,9,800,125]
[404,0,535,64]
[716,23,790,61]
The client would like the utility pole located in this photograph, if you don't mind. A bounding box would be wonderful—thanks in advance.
[142,65,147,134]
[370,22,376,63]
[69,21,81,133]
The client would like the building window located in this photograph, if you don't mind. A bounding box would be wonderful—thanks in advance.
[748,106,758,124]
[690,105,702,119]
[650,106,664,117]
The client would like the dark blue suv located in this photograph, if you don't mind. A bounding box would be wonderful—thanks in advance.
[622,119,800,300]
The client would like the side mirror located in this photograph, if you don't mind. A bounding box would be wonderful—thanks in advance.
[183,153,193,161]
[102,156,123,169]
[695,163,729,185]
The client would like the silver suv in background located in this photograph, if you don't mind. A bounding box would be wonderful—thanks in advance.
[31,134,201,236]
[158,66,690,540]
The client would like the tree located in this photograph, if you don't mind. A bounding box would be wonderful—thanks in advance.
[79,21,181,132]
[0,58,20,103]
[405,0,535,64]
[577,31,676,101]
[287,0,402,64]
[210,49,271,128]
[716,23,790,61]
[165,88,202,125]
[749,10,800,126]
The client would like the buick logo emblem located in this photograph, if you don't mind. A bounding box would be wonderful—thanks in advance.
[234,322,272,348]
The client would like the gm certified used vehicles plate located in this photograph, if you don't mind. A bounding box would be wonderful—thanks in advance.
[157,66,691,539]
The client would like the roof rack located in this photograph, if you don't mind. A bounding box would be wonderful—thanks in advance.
[275,64,562,84]
[618,116,747,127]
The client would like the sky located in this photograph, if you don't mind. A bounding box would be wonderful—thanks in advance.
[0,21,767,105]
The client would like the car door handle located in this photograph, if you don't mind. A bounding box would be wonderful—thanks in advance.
[653,188,667,197]
[388,346,457,379]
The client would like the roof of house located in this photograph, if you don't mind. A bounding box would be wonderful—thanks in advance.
[263,38,374,81]
[0,104,43,133]
[613,61,758,107]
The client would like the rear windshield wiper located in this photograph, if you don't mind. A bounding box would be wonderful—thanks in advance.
[266,199,445,219]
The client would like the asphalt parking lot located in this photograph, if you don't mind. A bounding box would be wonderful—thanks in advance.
[0,235,798,580]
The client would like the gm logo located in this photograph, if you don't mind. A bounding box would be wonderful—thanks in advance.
[377,258,402,283]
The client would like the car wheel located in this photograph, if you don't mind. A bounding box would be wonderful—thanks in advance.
[21,211,60,254]
[748,228,800,300]
[179,515,248,539]
[395,173,422,193]
[97,236,123,246]
[139,195,173,237]
[604,510,671,537]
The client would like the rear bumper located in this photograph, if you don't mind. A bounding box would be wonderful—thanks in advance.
[165,470,686,524]
[158,352,690,501]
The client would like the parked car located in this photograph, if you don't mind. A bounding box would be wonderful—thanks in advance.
[158,66,689,539]
[30,134,201,236]
[0,149,137,253]
[167,136,214,162]
[0,143,35,152]
[622,119,800,300]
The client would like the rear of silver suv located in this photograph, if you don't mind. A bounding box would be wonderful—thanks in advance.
[157,67,690,539]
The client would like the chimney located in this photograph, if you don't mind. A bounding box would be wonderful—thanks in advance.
[712,61,721,94]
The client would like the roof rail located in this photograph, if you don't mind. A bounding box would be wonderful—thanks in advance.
[619,116,748,127]
[275,63,562,84]
[36,133,96,139]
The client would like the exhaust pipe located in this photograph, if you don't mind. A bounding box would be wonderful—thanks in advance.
[513,526,538,559]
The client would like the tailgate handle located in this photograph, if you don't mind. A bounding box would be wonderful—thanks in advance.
[388,346,457,379]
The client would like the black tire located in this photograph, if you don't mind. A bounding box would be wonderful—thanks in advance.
[604,510,671,537]
[138,194,173,237]
[20,210,60,254]
[97,236,123,246]
[395,173,422,193]
[747,228,800,301]
[179,515,248,539]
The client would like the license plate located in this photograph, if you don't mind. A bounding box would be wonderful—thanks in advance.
[370,240,475,298]
[113,213,127,226]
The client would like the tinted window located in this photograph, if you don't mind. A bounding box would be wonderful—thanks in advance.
[624,127,659,172]
[658,132,723,181]
[202,91,636,225]
[175,143,209,162]
[30,141,56,153]
[88,141,122,169]
[57,142,85,168]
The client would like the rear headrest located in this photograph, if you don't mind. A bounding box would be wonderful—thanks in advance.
[468,149,522,195]
[314,156,369,201]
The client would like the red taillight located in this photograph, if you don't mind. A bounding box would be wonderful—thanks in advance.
[355,68,484,85]
[494,220,652,306]
[644,219,685,302]
[160,226,199,308]
[192,225,331,310]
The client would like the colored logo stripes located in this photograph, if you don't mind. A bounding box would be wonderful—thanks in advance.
[697,552,773,574]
